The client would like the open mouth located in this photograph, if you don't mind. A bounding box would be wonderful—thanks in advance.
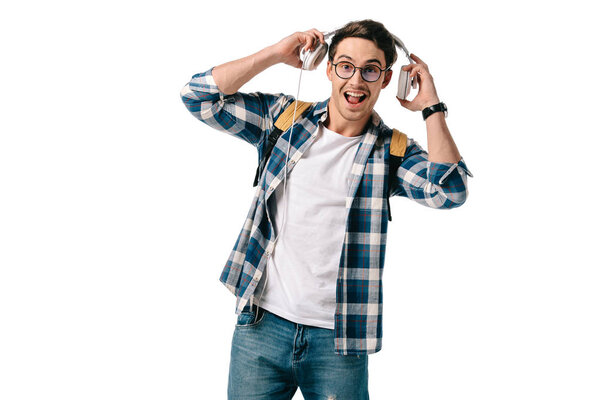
[344,91,367,105]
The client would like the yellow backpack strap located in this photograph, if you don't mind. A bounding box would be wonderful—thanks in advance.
[387,129,408,222]
[390,128,407,158]
[253,100,313,187]
[274,100,313,131]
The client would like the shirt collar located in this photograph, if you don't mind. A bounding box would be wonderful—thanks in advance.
[313,99,329,122]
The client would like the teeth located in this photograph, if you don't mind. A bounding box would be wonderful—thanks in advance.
[345,91,364,98]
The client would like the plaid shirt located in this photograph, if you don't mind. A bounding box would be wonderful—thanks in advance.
[181,68,472,355]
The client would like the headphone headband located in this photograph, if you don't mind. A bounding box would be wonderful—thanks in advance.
[302,28,412,71]
[326,29,413,65]
[390,34,412,63]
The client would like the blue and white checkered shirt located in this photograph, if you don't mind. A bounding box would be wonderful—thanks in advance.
[181,68,472,355]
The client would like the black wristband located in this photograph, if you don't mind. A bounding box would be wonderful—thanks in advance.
[422,102,447,120]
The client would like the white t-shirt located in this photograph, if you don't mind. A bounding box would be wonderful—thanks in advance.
[256,123,363,329]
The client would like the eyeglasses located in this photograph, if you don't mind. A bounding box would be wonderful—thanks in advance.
[332,61,390,82]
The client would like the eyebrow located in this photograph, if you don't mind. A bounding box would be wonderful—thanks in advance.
[336,54,384,67]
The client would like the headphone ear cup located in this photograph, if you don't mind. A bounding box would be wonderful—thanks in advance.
[301,42,329,71]
[397,67,411,100]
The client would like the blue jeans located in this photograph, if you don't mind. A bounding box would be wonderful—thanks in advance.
[228,304,369,399]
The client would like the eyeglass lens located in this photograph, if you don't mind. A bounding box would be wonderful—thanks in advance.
[335,62,382,82]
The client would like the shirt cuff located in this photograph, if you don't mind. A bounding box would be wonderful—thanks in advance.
[189,67,225,97]
[427,158,473,185]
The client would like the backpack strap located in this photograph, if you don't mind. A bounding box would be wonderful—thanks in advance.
[253,100,313,187]
[274,100,313,131]
[387,129,408,221]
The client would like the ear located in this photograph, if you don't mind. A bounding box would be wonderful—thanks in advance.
[381,70,393,89]
[326,60,333,82]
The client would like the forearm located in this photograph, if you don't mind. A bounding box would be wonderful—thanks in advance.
[393,140,471,209]
[212,44,282,95]
[212,29,324,95]
[425,111,461,163]
[397,54,462,164]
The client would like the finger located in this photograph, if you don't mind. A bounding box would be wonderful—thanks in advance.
[302,34,316,52]
[408,64,423,78]
[410,53,424,64]
[396,97,417,111]
[307,31,323,51]
[410,53,429,70]
[308,28,326,44]
[317,30,326,44]
[410,65,431,81]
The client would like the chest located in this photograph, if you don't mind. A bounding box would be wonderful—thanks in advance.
[262,120,390,206]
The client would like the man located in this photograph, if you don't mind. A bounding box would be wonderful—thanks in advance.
[181,19,471,400]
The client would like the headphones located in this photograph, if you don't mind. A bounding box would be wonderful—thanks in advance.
[300,30,417,100]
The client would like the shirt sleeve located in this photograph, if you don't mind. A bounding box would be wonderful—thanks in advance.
[180,68,295,148]
[390,138,473,209]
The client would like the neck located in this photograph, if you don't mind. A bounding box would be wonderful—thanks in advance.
[323,103,371,137]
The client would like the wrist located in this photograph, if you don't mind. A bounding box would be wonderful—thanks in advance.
[421,97,441,110]
[422,102,447,121]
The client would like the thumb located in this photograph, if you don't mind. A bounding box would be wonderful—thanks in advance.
[396,97,411,108]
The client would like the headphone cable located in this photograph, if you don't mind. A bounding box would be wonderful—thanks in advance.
[252,60,305,311]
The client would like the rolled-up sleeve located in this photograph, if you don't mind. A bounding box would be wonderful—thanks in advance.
[391,138,473,209]
[180,68,294,148]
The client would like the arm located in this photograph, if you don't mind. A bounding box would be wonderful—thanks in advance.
[180,30,325,146]
[397,54,461,163]
[213,29,325,95]
[180,70,289,147]
[392,54,471,208]
[390,138,472,209]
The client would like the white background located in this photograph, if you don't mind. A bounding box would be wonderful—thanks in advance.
[1,0,599,399]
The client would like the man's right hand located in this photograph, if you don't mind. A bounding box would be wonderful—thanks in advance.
[272,29,326,69]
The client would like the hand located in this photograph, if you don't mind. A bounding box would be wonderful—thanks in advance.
[396,54,441,111]
[272,29,325,69]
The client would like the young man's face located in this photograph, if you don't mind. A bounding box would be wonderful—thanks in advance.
[326,37,393,128]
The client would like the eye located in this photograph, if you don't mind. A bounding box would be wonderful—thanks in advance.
[364,65,379,74]
[339,62,353,71]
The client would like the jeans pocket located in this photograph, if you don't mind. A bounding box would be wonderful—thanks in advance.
[235,305,266,328]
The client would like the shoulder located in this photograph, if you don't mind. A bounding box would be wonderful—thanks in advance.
[373,116,395,149]
[373,116,416,159]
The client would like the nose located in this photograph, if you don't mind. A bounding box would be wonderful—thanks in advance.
[349,67,365,84]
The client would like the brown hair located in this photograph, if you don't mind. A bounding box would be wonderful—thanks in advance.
[328,19,398,68]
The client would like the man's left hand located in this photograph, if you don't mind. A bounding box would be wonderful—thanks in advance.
[397,54,441,111]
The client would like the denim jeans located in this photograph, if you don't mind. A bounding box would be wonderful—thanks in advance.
[228,304,369,400]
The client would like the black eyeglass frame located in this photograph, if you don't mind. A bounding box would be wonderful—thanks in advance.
[331,61,392,82]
